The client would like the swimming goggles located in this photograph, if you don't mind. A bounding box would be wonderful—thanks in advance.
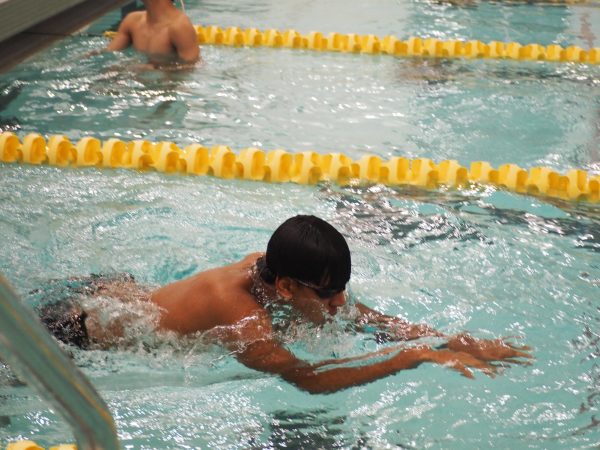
[294,278,345,299]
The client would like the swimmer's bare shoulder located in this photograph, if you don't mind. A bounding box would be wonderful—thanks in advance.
[150,252,265,334]
[171,9,194,29]
[239,252,264,265]
[203,252,277,348]
[208,252,266,322]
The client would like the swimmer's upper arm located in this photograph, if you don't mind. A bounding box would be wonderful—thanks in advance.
[236,336,307,376]
[216,307,305,375]
[106,13,137,51]
[228,318,321,391]
[170,17,200,63]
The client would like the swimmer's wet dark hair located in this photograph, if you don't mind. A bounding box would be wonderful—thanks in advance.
[261,215,351,289]
[38,299,89,349]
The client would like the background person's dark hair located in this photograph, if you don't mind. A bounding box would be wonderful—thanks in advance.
[38,299,90,349]
[264,215,351,289]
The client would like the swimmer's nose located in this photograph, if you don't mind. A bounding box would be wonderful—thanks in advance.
[330,291,346,307]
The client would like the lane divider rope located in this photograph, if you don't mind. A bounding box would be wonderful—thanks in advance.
[6,440,75,450]
[104,25,600,65]
[1,131,598,203]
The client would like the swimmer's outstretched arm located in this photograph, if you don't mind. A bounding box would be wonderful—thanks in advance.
[229,317,496,395]
[353,302,533,364]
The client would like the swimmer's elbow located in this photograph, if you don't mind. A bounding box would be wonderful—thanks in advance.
[282,374,327,395]
[280,367,342,395]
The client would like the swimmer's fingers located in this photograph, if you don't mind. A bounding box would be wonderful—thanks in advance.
[435,350,497,379]
[487,357,534,372]
[500,336,532,351]
[446,361,474,379]
[465,359,498,378]
[428,349,473,378]
[506,342,532,352]
[480,366,497,378]
[469,357,501,379]
[474,360,499,378]
[480,340,533,361]
[502,344,534,360]
[448,360,496,379]
[498,357,534,366]
[511,349,534,359]
[513,346,533,355]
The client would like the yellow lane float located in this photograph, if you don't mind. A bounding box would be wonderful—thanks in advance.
[1,132,599,203]
[5,441,76,450]
[104,25,600,65]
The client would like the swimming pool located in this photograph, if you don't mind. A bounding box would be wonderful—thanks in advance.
[1,0,599,448]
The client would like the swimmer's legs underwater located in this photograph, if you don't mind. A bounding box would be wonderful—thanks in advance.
[32,273,137,349]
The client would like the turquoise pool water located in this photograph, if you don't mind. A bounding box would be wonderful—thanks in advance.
[1,0,599,448]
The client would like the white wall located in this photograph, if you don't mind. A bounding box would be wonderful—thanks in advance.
[0,0,86,42]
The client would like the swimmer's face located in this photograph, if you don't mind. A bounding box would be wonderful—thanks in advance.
[276,277,347,325]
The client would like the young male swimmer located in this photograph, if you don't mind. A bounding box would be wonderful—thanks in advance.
[39,215,532,394]
[106,0,200,65]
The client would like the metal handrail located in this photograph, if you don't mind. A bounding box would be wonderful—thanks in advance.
[0,274,120,450]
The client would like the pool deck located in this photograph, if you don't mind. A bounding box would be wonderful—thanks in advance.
[0,0,133,73]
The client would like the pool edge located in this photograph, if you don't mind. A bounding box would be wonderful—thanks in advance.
[0,0,132,73]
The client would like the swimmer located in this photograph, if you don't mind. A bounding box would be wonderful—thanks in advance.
[39,215,532,394]
[106,0,200,65]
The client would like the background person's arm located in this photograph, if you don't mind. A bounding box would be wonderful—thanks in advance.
[170,17,200,63]
[106,14,135,52]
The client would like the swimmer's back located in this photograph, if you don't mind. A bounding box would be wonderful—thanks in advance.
[150,253,264,335]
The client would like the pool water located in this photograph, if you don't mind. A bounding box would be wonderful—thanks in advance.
[1,0,599,448]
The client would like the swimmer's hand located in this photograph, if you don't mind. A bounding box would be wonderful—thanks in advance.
[445,333,533,365]
[414,347,498,378]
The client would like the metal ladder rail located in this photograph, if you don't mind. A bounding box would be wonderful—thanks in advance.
[0,274,120,450]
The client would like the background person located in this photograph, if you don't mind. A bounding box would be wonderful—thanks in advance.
[106,0,200,65]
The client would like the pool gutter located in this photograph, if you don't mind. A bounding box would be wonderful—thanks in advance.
[0,0,133,73]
